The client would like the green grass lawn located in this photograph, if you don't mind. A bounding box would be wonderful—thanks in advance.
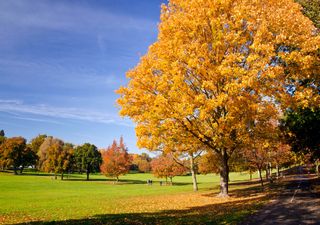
[0,171,264,224]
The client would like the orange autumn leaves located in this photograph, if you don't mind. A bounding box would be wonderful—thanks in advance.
[100,137,132,181]
[151,154,187,183]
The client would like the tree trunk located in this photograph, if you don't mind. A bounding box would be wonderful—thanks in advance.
[218,150,229,197]
[54,173,57,180]
[170,177,173,185]
[258,167,264,187]
[269,162,272,178]
[249,170,252,181]
[190,156,198,191]
[265,167,269,181]
[316,161,319,177]
[116,176,119,182]
[86,166,90,181]
[13,165,18,175]
[276,164,280,179]
[20,166,24,174]
[165,176,168,185]
[61,173,64,180]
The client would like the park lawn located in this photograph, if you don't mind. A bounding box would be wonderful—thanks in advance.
[0,171,267,224]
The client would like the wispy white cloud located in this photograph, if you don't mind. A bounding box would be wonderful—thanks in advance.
[11,115,64,125]
[0,99,23,104]
[0,0,157,35]
[0,99,133,127]
[0,58,122,89]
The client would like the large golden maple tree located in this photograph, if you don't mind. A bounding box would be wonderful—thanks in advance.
[117,0,319,196]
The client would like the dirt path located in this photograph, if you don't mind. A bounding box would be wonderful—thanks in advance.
[240,171,320,225]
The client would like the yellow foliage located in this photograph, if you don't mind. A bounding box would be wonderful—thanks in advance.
[117,0,319,172]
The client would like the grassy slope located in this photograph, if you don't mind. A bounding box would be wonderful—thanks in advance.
[0,172,263,224]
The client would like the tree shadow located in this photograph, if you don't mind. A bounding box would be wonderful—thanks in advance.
[14,197,265,225]
[5,172,54,177]
[13,184,271,225]
[229,180,263,186]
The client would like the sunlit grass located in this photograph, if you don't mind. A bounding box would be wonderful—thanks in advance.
[0,171,263,224]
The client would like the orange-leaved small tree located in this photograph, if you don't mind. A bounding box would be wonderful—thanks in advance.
[151,154,187,184]
[100,137,131,182]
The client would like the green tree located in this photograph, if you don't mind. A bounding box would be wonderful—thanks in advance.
[296,0,320,28]
[281,108,320,159]
[0,130,5,145]
[0,130,6,169]
[74,143,102,181]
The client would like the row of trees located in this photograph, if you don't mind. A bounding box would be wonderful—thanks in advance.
[2,129,292,185]
[117,0,319,196]
[0,131,187,182]
[0,132,101,180]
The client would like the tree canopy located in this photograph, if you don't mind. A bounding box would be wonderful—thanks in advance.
[281,108,320,160]
[118,0,319,196]
[100,137,131,182]
[0,137,36,174]
[151,153,187,184]
[75,143,102,181]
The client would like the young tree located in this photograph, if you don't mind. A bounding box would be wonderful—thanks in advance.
[74,143,102,181]
[132,153,152,173]
[100,137,132,182]
[39,137,73,179]
[270,143,292,179]
[0,137,36,174]
[117,0,319,196]
[28,134,47,169]
[198,151,220,175]
[0,130,6,170]
[149,130,204,191]
[151,154,187,184]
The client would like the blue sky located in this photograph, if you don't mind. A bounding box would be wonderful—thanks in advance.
[0,0,167,153]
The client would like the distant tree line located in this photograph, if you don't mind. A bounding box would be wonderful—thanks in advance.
[0,128,316,187]
[0,131,187,183]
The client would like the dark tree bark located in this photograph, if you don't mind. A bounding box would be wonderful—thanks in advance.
[20,166,24,174]
[258,166,264,186]
[13,166,18,175]
[265,166,269,181]
[86,165,90,181]
[218,149,229,197]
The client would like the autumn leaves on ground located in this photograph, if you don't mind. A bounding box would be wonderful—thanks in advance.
[0,171,272,225]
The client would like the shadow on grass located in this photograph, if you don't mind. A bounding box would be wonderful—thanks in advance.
[15,185,269,225]
[15,200,264,225]
[0,171,55,177]
[62,178,193,186]
[229,180,263,186]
